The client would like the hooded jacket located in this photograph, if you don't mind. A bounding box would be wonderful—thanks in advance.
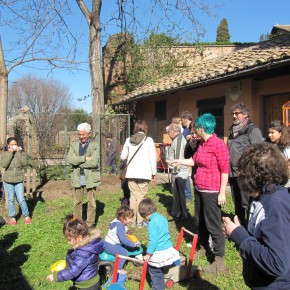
[53,228,104,288]
[120,132,157,180]
[1,151,27,183]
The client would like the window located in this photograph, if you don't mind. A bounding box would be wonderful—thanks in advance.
[155,100,166,121]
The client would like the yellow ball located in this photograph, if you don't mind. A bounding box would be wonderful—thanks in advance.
[127,234,138,243]
[49,260,67,273]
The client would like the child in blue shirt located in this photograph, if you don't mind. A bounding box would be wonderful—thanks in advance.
[104,206,140,274]
[139,198,180,290]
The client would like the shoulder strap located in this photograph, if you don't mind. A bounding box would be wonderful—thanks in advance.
[174,135,184,160]
[126,137,147,166]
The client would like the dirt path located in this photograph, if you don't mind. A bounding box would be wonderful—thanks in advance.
[35,172,170,200]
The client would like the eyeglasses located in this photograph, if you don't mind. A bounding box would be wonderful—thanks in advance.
[231,112,243,116]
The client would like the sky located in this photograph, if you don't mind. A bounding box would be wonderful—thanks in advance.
[2,0,290,113]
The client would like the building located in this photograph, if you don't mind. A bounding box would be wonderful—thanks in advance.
[113,30,290,142]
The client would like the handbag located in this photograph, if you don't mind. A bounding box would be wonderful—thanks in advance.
[119,136,147,181]
[119,165,128,181]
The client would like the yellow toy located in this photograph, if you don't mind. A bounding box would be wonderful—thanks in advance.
[127,234,138,243]
[49,260,67,273]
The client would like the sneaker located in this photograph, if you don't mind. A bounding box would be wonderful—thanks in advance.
[9,218,16,226]
[137,221,147,229]
[24,216,32,224]
[117,269,127,275]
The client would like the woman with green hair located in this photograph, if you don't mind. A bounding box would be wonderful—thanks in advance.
[170,113,229,274]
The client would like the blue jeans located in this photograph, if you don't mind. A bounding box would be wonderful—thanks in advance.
[5,182,29,218]
[148,265,170,290]
[103,242,129,269]
[185,177,192,200]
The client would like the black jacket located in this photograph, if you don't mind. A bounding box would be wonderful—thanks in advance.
[228,120,263,177]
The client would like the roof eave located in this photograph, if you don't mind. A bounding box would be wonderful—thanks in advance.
[113,58,290,106]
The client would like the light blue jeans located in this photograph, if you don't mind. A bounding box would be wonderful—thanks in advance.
[5,182,29,218]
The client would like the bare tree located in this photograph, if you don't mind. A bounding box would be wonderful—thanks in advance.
[76,0,214,135]
[0,0,81,147]
[0,0,214,148]
[8,75,71,157]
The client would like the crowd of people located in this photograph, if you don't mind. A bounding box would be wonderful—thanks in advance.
[1,102,290,290]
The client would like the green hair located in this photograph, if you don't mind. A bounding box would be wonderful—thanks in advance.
[195,113,216,134]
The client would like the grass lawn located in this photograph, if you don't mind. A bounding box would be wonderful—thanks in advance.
[0,183,249,290]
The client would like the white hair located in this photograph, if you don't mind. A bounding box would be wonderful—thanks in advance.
[77,123,91,133]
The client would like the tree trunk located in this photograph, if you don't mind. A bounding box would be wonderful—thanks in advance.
[0,38,8,148]
[90,1,104,137]
[76,0,105,139]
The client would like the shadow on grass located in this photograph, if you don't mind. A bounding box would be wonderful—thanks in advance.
[81,199,105,226]
[156,192,197,245]
[0,232,32,290]
[184,277,220,289]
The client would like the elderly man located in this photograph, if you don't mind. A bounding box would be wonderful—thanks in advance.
[180,111,193,203]
[228,103,263,227]
[167,123,189,220]
[67,123,100,227]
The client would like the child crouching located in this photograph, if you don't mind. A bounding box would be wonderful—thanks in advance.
[46,214,104,290]
[139,198,180,290]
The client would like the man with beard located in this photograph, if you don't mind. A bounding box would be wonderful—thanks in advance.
[228,103,263,227]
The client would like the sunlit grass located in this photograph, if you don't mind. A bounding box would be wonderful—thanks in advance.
[0,183,249,289]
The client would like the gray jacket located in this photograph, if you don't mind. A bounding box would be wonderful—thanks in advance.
[228,120,263,177]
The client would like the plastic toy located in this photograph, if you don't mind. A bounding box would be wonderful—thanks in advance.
[163,227,202,288]
[49,260,67,273]
[98,245,143,285]
[108,227,202,290]
[110,255,148,290]
[127,234,138,243]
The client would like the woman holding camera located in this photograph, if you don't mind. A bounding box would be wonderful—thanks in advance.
[1,137,31,225]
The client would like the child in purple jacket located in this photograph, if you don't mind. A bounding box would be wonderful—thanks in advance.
[46,214,104,289]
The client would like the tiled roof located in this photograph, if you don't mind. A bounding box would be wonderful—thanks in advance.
[114,33,290,105]
[271,25,290,34]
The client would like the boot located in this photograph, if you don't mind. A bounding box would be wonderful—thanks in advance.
[194,246,206,260]
[202,256,226,274]
[194,246,214,261]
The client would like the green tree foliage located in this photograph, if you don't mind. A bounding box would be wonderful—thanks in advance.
[216,18,231,42]
[125,32,181,92]
[259,33,276,42]
[61,108,92,131]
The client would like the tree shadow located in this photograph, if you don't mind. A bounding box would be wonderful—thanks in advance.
[0,232,32,290]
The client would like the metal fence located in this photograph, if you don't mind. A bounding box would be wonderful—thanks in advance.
[5,110,130,178]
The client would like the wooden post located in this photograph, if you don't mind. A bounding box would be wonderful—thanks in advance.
[32,168,37,193]
[26,168,31,197]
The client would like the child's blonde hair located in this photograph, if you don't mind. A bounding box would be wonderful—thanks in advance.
[116,205,134,221]
[138,198,156,218]
[63,214,88,239]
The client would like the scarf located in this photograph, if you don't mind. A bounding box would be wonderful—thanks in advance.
[232,117,249,137]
